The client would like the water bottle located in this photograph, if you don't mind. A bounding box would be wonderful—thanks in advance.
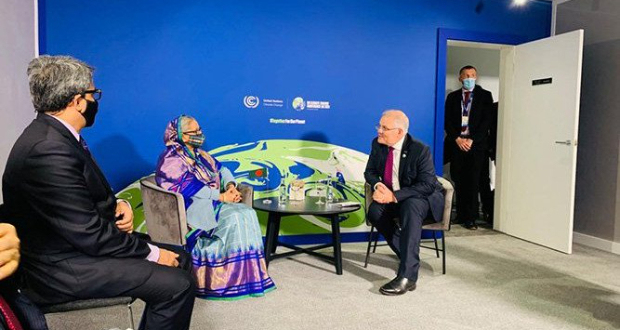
[279,173,288,203]
[326,174,334,203]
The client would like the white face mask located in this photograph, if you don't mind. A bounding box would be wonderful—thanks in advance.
[462,78,476,90]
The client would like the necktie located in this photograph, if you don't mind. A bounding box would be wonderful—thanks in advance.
[463,91,471,116]
[383,147,394,190]
[79,136,91,156]
[0,295,23,330]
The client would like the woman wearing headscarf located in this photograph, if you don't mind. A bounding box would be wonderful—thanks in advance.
[155,115,275,300]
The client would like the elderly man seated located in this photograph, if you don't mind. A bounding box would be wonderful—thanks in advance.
[364,110,444,295]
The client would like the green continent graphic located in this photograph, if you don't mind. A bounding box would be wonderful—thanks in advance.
[117,140,369,237]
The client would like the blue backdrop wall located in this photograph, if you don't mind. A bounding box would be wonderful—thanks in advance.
[39,0,551,191]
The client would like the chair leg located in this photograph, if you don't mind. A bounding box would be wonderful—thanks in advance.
[364,226,375,268]
[442,233,446,275]
[127,301,135,330]
[372,230,379,253]
[433,231,439,258]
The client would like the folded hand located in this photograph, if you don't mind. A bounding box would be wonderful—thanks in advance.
[115,201,134,233]
[157,248,179,268]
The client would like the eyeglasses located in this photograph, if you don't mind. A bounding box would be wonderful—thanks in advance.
[182,129,203,136]
[375,125,399,132]
[81,89,102,101]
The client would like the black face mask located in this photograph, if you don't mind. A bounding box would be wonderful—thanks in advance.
[82,99,99,127]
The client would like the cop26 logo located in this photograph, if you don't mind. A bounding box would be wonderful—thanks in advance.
[244,96,260,108]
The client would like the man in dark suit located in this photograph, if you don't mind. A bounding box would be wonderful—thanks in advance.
[444,65,493,230]
[365,110,444,295]
[2,56,195,330]
[478,102,499,226]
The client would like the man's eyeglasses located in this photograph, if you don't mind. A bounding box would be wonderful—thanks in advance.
[375,125,399,132]
[81,89,102,101]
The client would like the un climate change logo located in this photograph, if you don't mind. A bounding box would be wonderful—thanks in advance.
[292,97,305,111]
[244,96,260,108]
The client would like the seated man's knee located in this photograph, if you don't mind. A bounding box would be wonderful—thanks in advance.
[367,202,386,224]
[399,198,428,218]
[172,268,196,298]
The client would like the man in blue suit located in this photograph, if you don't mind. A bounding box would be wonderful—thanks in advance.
[364,110,444,295]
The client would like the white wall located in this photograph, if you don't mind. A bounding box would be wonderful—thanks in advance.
[446,45,500,101]
[0,0,38,203]
[556,0,620,249]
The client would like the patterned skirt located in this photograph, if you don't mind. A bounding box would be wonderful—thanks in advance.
[188,203,275,300]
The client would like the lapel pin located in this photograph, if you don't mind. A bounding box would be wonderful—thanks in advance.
[402,153,407,158]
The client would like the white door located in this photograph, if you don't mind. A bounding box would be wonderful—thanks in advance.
[495,30,583,254]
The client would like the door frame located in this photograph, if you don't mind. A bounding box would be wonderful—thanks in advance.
[433,28,530,174]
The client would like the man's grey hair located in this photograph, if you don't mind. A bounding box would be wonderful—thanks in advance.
[27,55,94,113]
[382,109,409,132]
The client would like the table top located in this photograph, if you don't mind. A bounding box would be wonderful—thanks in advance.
[253,196,361,216]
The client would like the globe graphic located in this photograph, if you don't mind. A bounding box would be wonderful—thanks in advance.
[292,97,305,111]
[117,140,369,237]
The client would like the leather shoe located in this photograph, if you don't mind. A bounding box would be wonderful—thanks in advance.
[379,276,416,296]
[462,222,478,230]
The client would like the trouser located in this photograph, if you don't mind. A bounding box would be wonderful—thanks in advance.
[25,241,196,330]
[127,242,196,330]
[367,198,429,282]
[479,154,494,222]
[450,148,485,224]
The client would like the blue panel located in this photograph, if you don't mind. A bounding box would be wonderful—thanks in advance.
[39,0,551,190]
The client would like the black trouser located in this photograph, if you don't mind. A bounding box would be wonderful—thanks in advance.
[478,154,494,222]
[127,242,196,330]
[367,198,429,282]
[450,148,485,225]
[23,239,196,330]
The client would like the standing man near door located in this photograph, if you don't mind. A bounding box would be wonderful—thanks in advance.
[444,65,493,230]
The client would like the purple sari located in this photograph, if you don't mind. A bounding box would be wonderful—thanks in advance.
[155,116,275,300]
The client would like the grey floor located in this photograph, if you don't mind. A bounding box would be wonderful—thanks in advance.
[46,227,620,330]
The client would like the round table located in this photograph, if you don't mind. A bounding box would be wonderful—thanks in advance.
[253,196,361,275]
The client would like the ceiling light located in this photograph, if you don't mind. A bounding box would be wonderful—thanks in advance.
[513,0,528,6]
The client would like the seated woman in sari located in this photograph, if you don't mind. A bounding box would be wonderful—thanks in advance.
[155,115,275,300]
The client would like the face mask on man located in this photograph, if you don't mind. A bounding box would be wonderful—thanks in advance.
[81,99,99,127]
[187,133,205,148]
[462,78,476,91]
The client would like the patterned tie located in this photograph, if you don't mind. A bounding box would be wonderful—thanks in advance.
[79,136,91,156]
[463,91,471,116]
[383,147,394,190]
[0,295,23,330]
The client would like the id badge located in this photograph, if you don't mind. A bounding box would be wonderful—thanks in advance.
[461,115,469,127]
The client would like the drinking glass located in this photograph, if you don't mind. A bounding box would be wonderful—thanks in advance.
[315,180,326,205]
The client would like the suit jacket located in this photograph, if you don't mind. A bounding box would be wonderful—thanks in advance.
[364,134,445,221]
[2,114,151,304]
[444,85,494,160]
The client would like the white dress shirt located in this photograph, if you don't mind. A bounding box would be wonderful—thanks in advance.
[390,135,406,192]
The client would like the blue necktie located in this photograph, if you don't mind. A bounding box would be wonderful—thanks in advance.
[79,136,91,156]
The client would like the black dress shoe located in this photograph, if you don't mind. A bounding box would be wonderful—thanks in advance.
[379,276,416,296]
[462,222,478,230]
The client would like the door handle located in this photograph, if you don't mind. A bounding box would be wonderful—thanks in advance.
[554,140,572,146]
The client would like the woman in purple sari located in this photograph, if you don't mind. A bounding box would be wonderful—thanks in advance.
[155,115,275,300]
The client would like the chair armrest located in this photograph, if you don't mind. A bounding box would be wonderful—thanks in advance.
[436,176,454,231]
[364,182,372,226]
